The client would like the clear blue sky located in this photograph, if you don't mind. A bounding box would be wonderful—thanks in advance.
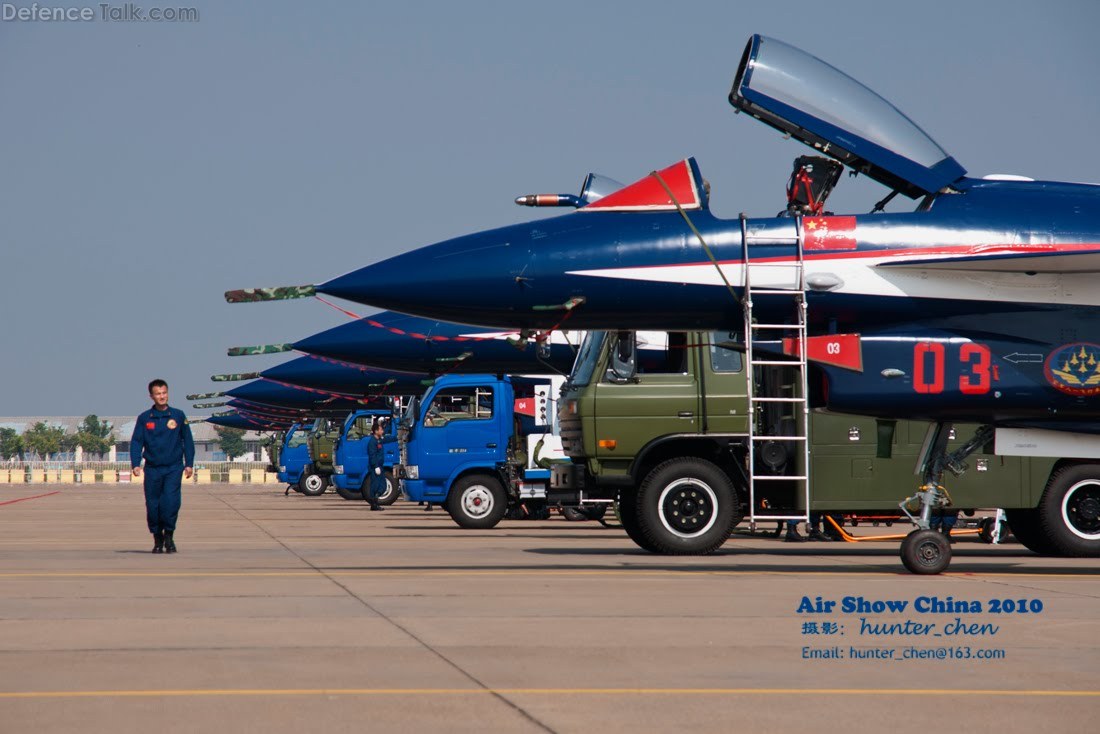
[1,0,1097,416]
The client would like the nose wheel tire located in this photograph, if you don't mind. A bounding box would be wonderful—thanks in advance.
[447,475,507,529]
[900,529,951,575]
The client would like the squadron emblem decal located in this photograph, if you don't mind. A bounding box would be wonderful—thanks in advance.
[1045,343,1100,396]
[167,419,178,430]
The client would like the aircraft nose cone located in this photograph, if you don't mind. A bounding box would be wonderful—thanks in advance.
[294,320,379,364]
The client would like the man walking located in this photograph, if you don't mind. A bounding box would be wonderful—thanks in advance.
[365,421,387,511]
[131,379,194,553]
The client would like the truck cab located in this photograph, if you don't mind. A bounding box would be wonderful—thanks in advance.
[276,422,313,489]
[332,409,400,503]
[396,373,563,528]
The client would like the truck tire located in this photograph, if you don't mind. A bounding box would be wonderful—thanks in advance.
[335,484,362,501]
[1036,465,1100,557]
[635,458,740,555]
[377,471,399,506]
[447,475,507,529]
[299,471,328,497]
[617,492,660,552]
[1003,508,1057,555]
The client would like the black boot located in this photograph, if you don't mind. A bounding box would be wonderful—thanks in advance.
[807,528,831,542]
[369,497,383,512]
[164,531,177,553]
[152,531,164,554]
[784,526,807,543]
[424,503,433,512]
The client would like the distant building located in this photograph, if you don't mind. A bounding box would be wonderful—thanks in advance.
[0,417,272,463]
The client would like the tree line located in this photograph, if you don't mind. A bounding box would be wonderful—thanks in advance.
[0,418,251,462]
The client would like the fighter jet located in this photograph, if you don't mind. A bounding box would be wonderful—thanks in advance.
[227,34,1100,436]
[225,311,581,376]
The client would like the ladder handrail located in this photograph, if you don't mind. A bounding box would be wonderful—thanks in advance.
[742,213,811,530]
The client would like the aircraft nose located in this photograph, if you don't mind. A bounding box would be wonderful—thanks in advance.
[316,222,573,330]
[293,320,377,364]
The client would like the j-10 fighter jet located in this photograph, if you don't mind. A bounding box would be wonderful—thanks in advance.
[227,35,1100,571]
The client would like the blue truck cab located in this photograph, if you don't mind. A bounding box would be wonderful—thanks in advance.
[332,409,400,504]
[396,374,566,529]
[277,422,313,487]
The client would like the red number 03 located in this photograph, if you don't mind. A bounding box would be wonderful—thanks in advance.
[912,342,992,395]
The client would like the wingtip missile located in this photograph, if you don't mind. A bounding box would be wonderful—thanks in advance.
[224,285,316,304]
[227,344,293,357]
[211,372,262,382]
[192,401,228,409]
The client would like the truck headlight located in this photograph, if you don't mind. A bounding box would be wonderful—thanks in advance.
[333,465,344,474]
[405,465,418,480]
[278,466,286,472]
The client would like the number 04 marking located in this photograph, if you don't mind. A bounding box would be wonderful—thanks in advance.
[912,342,992,395]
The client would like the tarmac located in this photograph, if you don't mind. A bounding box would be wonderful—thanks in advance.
[0,483,1097,734]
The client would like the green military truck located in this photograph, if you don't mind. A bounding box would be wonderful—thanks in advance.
[550,331,1100,561]
[300,419,341,496]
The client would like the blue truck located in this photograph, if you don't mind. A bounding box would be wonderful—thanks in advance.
[332,409,401,504]
[395,373,589,528]
[276,422,314,492]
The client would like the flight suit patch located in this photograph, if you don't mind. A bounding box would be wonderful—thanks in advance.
[167,419,178,430]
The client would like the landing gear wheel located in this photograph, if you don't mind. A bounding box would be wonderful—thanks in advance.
[617,493,660,552]
[299,472,328,497]
[1036,465,1100,557]
[900,529,951,575]
[335,485,362,501]
[635,458,739,555]
[377,471,399,506]
[446,475,507,529]
[1003,508,1057,555]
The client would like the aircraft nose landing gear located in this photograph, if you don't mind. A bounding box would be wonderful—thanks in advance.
[898,423,994,574]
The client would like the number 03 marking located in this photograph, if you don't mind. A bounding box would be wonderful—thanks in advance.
[912,342,992,395]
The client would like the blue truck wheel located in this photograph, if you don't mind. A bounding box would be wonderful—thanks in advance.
[446,475,507,529]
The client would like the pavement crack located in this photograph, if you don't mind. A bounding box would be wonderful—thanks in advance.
[203,487,558,734]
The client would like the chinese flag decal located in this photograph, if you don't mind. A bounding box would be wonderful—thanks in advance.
[782,334,863,372]
[804,216,857,250]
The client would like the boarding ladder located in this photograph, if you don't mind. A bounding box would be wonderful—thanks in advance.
[740,214,811,530]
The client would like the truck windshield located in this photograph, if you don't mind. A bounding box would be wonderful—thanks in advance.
[568,331,608,387]
[286,429,308,449]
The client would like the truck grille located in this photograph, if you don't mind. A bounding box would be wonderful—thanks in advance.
[559,415,584,457]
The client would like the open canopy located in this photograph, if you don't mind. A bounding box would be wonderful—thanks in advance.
[729,34,966,198]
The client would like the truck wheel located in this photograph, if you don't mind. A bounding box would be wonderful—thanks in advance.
[335,485,362,501]
[635,458,739,555]
[1003,508,1057,555]
[377,471,399,505]
[1036,465,1100,557]
[900,529,951,574]
[299,472,328,497]
[617,493,660,552]
[447,475,507,529]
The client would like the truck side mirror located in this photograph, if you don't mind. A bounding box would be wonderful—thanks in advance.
[606,330,637,384]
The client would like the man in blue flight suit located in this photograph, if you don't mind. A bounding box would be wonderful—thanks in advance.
[130,379,195,553]
[365,421,387,512]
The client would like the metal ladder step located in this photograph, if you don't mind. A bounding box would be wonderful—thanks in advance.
[751,435,807,441]
[750,359,803,366]
[752,514,810,521]
[750,288,806,295]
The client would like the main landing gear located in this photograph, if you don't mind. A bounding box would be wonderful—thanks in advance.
[898,423,994,575]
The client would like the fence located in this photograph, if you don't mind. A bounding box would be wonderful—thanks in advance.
[0,461,279,485]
